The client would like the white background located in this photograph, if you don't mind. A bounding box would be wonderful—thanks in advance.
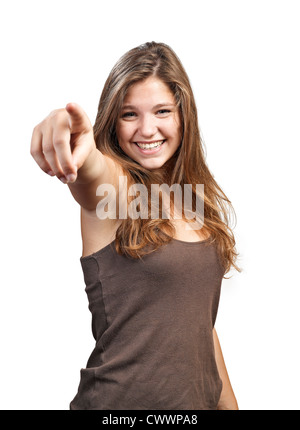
[0,0,299,410]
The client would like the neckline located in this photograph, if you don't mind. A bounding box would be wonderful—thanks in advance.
[171,236,211,245]
[80,236,211,261]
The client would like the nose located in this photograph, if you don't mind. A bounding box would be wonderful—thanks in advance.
[138,114,157,138]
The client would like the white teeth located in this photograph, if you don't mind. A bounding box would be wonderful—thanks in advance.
[136,140,164,149]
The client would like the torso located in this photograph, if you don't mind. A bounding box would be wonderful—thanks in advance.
[72,222,223,410]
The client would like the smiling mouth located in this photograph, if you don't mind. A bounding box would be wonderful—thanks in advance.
[135,140,165,150]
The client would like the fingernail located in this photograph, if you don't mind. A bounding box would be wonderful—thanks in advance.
[66,173,76,183]
[59,177,67,184]
[47,170,55,176]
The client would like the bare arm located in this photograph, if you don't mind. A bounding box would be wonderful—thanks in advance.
[213,328,239,410]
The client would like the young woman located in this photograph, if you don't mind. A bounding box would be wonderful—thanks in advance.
[31,42,240,410]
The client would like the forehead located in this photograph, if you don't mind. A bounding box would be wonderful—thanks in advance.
[123,77,175,106]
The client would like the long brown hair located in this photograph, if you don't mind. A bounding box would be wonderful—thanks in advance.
[93,42,241,276]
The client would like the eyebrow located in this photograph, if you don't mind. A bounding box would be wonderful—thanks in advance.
[121,103,176,110]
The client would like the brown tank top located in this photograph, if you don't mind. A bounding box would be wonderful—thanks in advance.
[70,237,224,410]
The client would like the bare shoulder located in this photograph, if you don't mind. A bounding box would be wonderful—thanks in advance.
[79,157,124,257]
[80,207,122,258]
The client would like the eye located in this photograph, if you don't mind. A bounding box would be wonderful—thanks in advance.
[121,112,136,118]
[157,109,171,115]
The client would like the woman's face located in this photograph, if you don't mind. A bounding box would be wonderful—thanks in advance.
[116,77,182,170]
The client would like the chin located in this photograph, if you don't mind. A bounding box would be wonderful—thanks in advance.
[139,159,166,170]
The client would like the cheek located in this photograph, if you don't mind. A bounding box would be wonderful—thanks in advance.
[116,123,132,143]
[168,118,182,143]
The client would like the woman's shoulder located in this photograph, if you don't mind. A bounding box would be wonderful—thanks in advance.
[80,207,122,258]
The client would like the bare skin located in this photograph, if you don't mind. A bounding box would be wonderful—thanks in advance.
[30,78,238,410]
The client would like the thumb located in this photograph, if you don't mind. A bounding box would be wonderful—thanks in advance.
[65,102,92,134]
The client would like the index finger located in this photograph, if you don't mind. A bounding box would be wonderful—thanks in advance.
[65,103,91,134]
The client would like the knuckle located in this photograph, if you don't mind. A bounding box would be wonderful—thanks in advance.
[49,108,66,122]
[42,144,53,155]
[32,124,40,134]
[53,137,66,148]
[30,146,39,158]
[48,108,60,118]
